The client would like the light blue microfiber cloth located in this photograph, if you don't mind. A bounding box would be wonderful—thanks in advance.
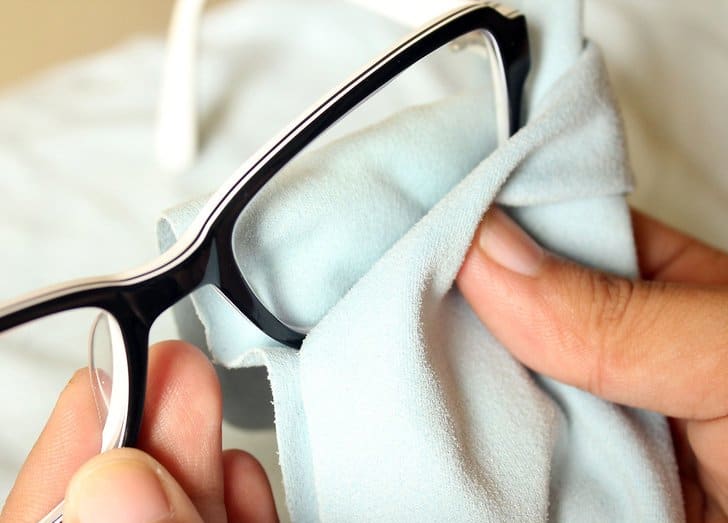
[158,1,684,520]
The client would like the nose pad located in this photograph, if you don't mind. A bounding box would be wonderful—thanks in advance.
[87,311,130,451]
[88,312,113,424]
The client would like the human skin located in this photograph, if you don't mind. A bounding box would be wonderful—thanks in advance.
[457,208,728,523]
[0,340,279,523]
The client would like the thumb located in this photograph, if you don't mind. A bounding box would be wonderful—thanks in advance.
[457,207,728,421]
[63,448,203,523]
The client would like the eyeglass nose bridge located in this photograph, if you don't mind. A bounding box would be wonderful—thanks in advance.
[121,225,306,350]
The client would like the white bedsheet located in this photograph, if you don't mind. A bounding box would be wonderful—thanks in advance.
[0,0,726,519]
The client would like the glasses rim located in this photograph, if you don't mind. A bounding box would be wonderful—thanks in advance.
[0,6,530,517]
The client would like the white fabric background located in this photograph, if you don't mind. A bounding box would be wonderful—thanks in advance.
[0,0,726,519]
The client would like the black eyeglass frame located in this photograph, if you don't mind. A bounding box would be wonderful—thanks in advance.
[0,2,529,459]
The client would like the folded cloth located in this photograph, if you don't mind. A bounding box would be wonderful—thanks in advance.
[159,1,684,520]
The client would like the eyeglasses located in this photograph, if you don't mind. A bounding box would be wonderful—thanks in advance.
[0,3,529,522]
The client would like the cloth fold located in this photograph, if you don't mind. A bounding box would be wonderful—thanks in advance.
[159,2,683,520]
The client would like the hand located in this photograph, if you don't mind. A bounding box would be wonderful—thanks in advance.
[457,207,728,522]
[0,340,279,523]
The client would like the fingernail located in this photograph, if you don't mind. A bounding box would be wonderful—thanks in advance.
[478,207,545,276]
[66,458,172,523]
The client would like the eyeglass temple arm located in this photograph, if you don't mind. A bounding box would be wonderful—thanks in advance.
[155,0,473,174]
[156,0,205,174]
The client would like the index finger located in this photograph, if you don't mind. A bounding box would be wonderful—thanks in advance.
[632,209,728,284]
[0,368,101,522]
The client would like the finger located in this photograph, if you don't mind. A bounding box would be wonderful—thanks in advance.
[686,417,728,516]
[222,449,278,523]
[456,207,728,420]
[1,368,101,522]
[137,340,227,522]
[632,210,728,284]
[668,418,706,522]
[63,447,203,523]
